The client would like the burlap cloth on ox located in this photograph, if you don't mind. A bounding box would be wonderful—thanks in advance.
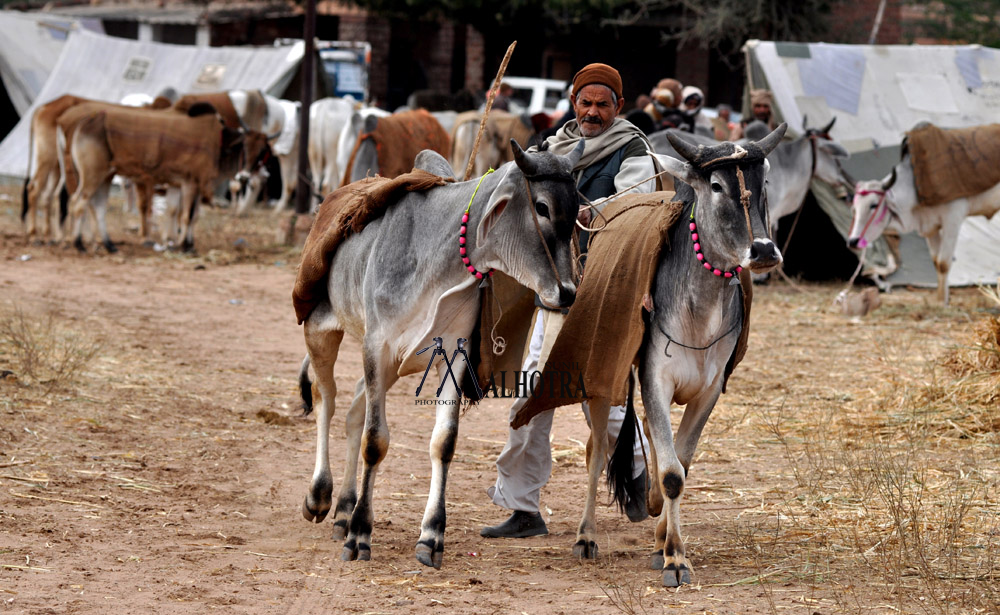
[292,169,454,324]
[512,192,753,428]
[342,110,452,186]
[907,123,1000,208]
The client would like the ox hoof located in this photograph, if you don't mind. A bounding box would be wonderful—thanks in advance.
[104,241,118,254]
[572,539,598,560]
[301,496,329,523]
[650,552,664,570]
[331,520,348,540]
[141,240,156,248]
[341,540,370,562]
[73,237,86,252]
[662,563,691,587]
[415,541,443,569]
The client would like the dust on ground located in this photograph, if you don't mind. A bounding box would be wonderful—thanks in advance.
[2,190,997,614]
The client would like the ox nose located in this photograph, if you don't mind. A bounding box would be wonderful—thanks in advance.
[557,283,576,308]
[750,239,780,264]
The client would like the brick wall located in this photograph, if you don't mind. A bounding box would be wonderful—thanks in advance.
[465,25,485,92]
[338,14,391,106]
[830,0,902,44]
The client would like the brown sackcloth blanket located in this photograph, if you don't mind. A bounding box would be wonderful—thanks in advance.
[512,192,753,428]
[342,109,452,186]
[173,92,241,130]
[293,169,454,324]
[906,123,1000,208]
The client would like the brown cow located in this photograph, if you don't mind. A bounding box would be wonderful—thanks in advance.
[22,94,94,243]
[65,103,247,252]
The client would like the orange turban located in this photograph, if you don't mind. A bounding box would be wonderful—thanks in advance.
[572,63,623,100]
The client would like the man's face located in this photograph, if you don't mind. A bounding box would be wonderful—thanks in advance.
[718,109,731,121]
[571,84,624,138]
[753,103,771,122]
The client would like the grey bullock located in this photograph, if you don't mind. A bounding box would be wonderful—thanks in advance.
[297,141,584,568]
[848,152,1000,305]
[650,118,848,237]
[571,125,786,587]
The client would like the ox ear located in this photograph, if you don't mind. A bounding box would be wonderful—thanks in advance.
[650,152,697,185]
[822,116,836,134]
[475,169,515,246]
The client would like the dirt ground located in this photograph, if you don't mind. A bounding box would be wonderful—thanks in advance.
[1,189,997,614]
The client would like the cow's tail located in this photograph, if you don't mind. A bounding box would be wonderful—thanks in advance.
[299,355,314,415]
[21,178,29,221]
[22,111,36,221]
[607,370,640,515]
[54,126,70,225]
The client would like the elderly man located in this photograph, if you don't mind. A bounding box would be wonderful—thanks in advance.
[481,63,659,539]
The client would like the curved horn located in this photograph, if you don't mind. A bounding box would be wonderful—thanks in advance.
[821,116,836,134]
[802,114,809,131]
[882,167,897,191]
[511,139,538,176]
[664,130,701,163]
[564,139,586,168]
[266,127,282,141]
[754,122,788,156]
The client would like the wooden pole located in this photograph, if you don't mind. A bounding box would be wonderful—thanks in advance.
[463,41,516,181]
[294,0,316,215]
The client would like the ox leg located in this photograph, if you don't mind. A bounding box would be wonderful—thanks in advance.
[926,228,959,306]
[343,341,398,562]
[90,181,116,254]
[639,355,691,587]
[274,154,296,212]
[415,357,467,569]
[643,415,664,518]
[134,182,155,245]
[331,377,367,540]
[177,183,198,253]
[574,398,611,560]
[302,327,344,524]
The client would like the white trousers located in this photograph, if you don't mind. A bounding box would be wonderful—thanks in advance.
[488,311,650,512]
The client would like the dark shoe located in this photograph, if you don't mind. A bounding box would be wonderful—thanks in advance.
[625,470,650,522]
[480,511,548,538]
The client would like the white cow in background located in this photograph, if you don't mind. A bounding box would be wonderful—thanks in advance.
[236,95,300,215]
[333,104,392,191]
[848,153,1000,305]
[302,97,358,208]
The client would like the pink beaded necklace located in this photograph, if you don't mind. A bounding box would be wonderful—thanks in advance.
[459,169,495,280]
[688,203,742,279]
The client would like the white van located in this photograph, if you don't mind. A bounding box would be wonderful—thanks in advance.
[501,77,568,115]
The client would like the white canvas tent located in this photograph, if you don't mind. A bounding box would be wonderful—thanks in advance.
[0,28,305,179]
[0,11,105,116]
[745,40,1000,287]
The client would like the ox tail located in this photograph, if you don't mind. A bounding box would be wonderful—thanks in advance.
[59,186,69,225]
[299,355,314,415]
[21,178,29,221]
[607,370,640,515]
[23,110,36,221]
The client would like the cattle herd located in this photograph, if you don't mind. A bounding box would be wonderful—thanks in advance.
[15,88,1000,589]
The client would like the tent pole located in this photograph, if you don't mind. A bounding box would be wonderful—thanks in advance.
[295,0,316,216]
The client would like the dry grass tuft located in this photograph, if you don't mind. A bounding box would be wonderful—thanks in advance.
[0,304,103,394]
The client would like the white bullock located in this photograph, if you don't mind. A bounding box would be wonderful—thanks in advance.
[848,154,1000,304]
[236,95,300,215]
[333,105,392,190]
